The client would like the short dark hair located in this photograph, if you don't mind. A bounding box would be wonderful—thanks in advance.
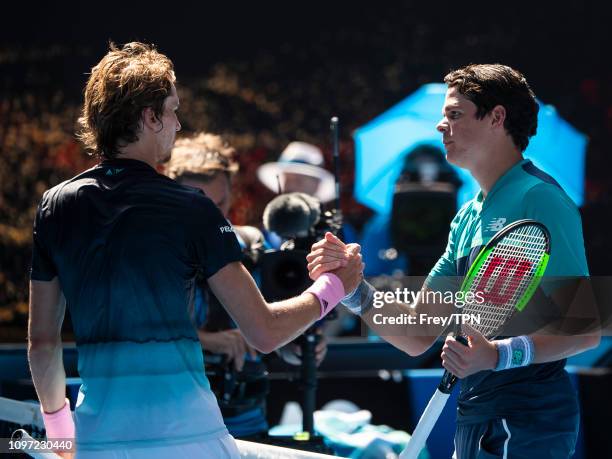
[77,42,175,159]
[444,64,539,151]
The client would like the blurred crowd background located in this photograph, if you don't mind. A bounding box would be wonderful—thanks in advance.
[0,2,610,339]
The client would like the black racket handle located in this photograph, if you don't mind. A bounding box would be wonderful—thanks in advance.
[438,335,469,394]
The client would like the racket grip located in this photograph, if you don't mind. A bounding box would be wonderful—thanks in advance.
[400,389,450,459]
[438,335,469,393]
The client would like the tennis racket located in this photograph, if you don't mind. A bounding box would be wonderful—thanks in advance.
[400,219,551,459]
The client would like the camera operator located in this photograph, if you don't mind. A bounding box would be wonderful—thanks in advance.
[165,133,327,439]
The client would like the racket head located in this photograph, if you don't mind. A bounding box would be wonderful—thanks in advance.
[458,219,551,339]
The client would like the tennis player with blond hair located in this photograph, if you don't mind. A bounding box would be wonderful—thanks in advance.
[28,42,362,458]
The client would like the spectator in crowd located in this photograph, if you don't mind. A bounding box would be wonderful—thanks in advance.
[257,141,336,203]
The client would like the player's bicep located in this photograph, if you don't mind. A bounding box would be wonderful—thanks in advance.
[425,250,460,296]
[425,210,461,291]
[28,278,66,345]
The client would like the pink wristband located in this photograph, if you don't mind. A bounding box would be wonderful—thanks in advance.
[305,273,346,319]
[41,398,75,440]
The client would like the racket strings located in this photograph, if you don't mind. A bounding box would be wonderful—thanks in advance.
[464,225,547,337]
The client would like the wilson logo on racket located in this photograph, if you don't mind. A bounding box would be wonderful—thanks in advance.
[475,256,534,306]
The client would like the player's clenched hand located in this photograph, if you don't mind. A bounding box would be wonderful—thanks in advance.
[307,232,361,280]
[440,324,497,378]
[330,244,364,295]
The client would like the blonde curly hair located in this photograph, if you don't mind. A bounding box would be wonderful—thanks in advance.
[77,42,175,159]
[166,132,239,182]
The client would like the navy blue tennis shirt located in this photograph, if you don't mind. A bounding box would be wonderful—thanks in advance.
[31,158,243,450]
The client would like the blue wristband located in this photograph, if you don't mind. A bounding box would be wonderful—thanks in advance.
[341,279,376,316]
[494,336,535,371]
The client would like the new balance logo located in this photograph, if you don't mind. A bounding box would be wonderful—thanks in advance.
[219,225,234,234]
[486,217,507,232]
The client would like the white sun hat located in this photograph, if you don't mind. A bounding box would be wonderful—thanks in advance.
[257,141,336,202]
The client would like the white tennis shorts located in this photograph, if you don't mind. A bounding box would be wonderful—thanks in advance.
[74,434,240,458]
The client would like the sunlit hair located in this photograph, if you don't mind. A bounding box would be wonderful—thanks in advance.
[444,64,539,152]
[165,132,239,183]
[77,42,176,159]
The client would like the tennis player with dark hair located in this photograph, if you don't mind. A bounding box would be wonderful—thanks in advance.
[27,42,362,458]
[307,64,599,458]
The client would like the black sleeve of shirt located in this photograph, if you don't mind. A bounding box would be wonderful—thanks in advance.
[30,192,58,281]
[190,193,243,278]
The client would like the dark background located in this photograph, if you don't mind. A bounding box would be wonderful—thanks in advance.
[1,0,610,336]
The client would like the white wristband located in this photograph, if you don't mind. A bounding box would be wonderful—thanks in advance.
[341,279,376,316]
[494,336,535,371]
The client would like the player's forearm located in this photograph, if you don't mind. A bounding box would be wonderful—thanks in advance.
[530,334,600,364]
[209,262,353,354]
[261,293,320,352]
[28,339,67,413]
[344,283,449,356]
[360,301,439,356]
[28,279,68,412]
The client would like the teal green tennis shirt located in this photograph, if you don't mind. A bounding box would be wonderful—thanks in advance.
[429,158,588,281]
[427,158,588,424]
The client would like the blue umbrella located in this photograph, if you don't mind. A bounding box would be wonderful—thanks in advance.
[353,83,588,214]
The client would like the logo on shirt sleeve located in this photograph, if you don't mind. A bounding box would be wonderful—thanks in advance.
[485,217,507,232]
[219,225,235,234]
